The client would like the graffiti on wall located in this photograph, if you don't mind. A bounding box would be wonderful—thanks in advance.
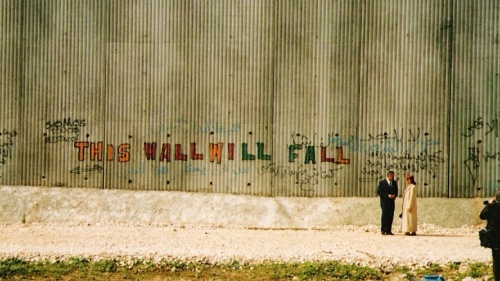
[249,140,351,189]
[67,128,444,187]
[69,137,350,188]
[118,161,168,179]
[328,128,439,155]
[211,164,250,180]
[70,164,104,174]
[258,162,344,190]
[119,161,250,181]
[74,142,131,162]
[142,142,271,162]
[462,115,500,185]
[57,118,453,189]
[142,141,348,187]
[359,149,445,182]
[325,128,444,182]
[45,118,86,144]
[462,116,499,138]
[0,129,17,167]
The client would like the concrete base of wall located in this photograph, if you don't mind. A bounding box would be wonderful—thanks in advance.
[0,185,487,228]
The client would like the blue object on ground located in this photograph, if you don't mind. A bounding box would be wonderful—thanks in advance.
[422,275,445,281]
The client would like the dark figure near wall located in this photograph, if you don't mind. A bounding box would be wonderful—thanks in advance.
[377,171,398,235]
[480,191,500,280]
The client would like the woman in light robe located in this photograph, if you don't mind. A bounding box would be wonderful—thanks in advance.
[402,174,417,236]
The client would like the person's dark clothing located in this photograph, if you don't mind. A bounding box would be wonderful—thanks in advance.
[480,202,500,231]
[377,179,398,234]
[480,202,500,280]
[493,249,500,281]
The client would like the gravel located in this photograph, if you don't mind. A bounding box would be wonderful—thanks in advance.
[0,223,492,268]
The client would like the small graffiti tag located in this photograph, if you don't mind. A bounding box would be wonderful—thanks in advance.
[258,162,343,190]
[70,164,104,174]
[0,129,17,167]
[45,118,86,144]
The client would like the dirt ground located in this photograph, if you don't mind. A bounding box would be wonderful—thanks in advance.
[0,223,492,268]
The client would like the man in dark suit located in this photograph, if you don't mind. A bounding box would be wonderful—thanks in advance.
[377,171,398,235]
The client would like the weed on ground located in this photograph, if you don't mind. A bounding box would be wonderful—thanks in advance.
[0,258,494,280]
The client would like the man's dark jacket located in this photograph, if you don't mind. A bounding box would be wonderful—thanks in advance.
[377,179,398,208]
[480,202,500,233]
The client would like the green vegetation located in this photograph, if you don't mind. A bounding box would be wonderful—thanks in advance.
[0,257,493,280]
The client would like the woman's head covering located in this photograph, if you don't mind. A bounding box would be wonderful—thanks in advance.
[405,174,416,185]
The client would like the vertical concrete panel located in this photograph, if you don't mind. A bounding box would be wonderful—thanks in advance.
[358,0,450,197]
[106,0,182,190]
[0,1,22,185]
[450,0,500,198]
[273,0,361,197]
[141,1,191,192]
[20,0,106,188]
[184,0,274,195]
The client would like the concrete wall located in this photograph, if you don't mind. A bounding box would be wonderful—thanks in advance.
[0,185,486,228]
[0,1,499,198]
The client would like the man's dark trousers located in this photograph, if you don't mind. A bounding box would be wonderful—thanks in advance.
[380,201,395,234]
[493,248,500,280]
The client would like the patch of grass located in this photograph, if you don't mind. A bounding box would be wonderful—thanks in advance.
[447,262,460,271]
[267,262,295,279]
[468,262,490,278]
[0,257,32,278]
[452,262,492,280]
[0,258,494,281]
[68,257,90,271]
[93,259,118,273]
[297,261,381,280]
[419,262,444,275]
